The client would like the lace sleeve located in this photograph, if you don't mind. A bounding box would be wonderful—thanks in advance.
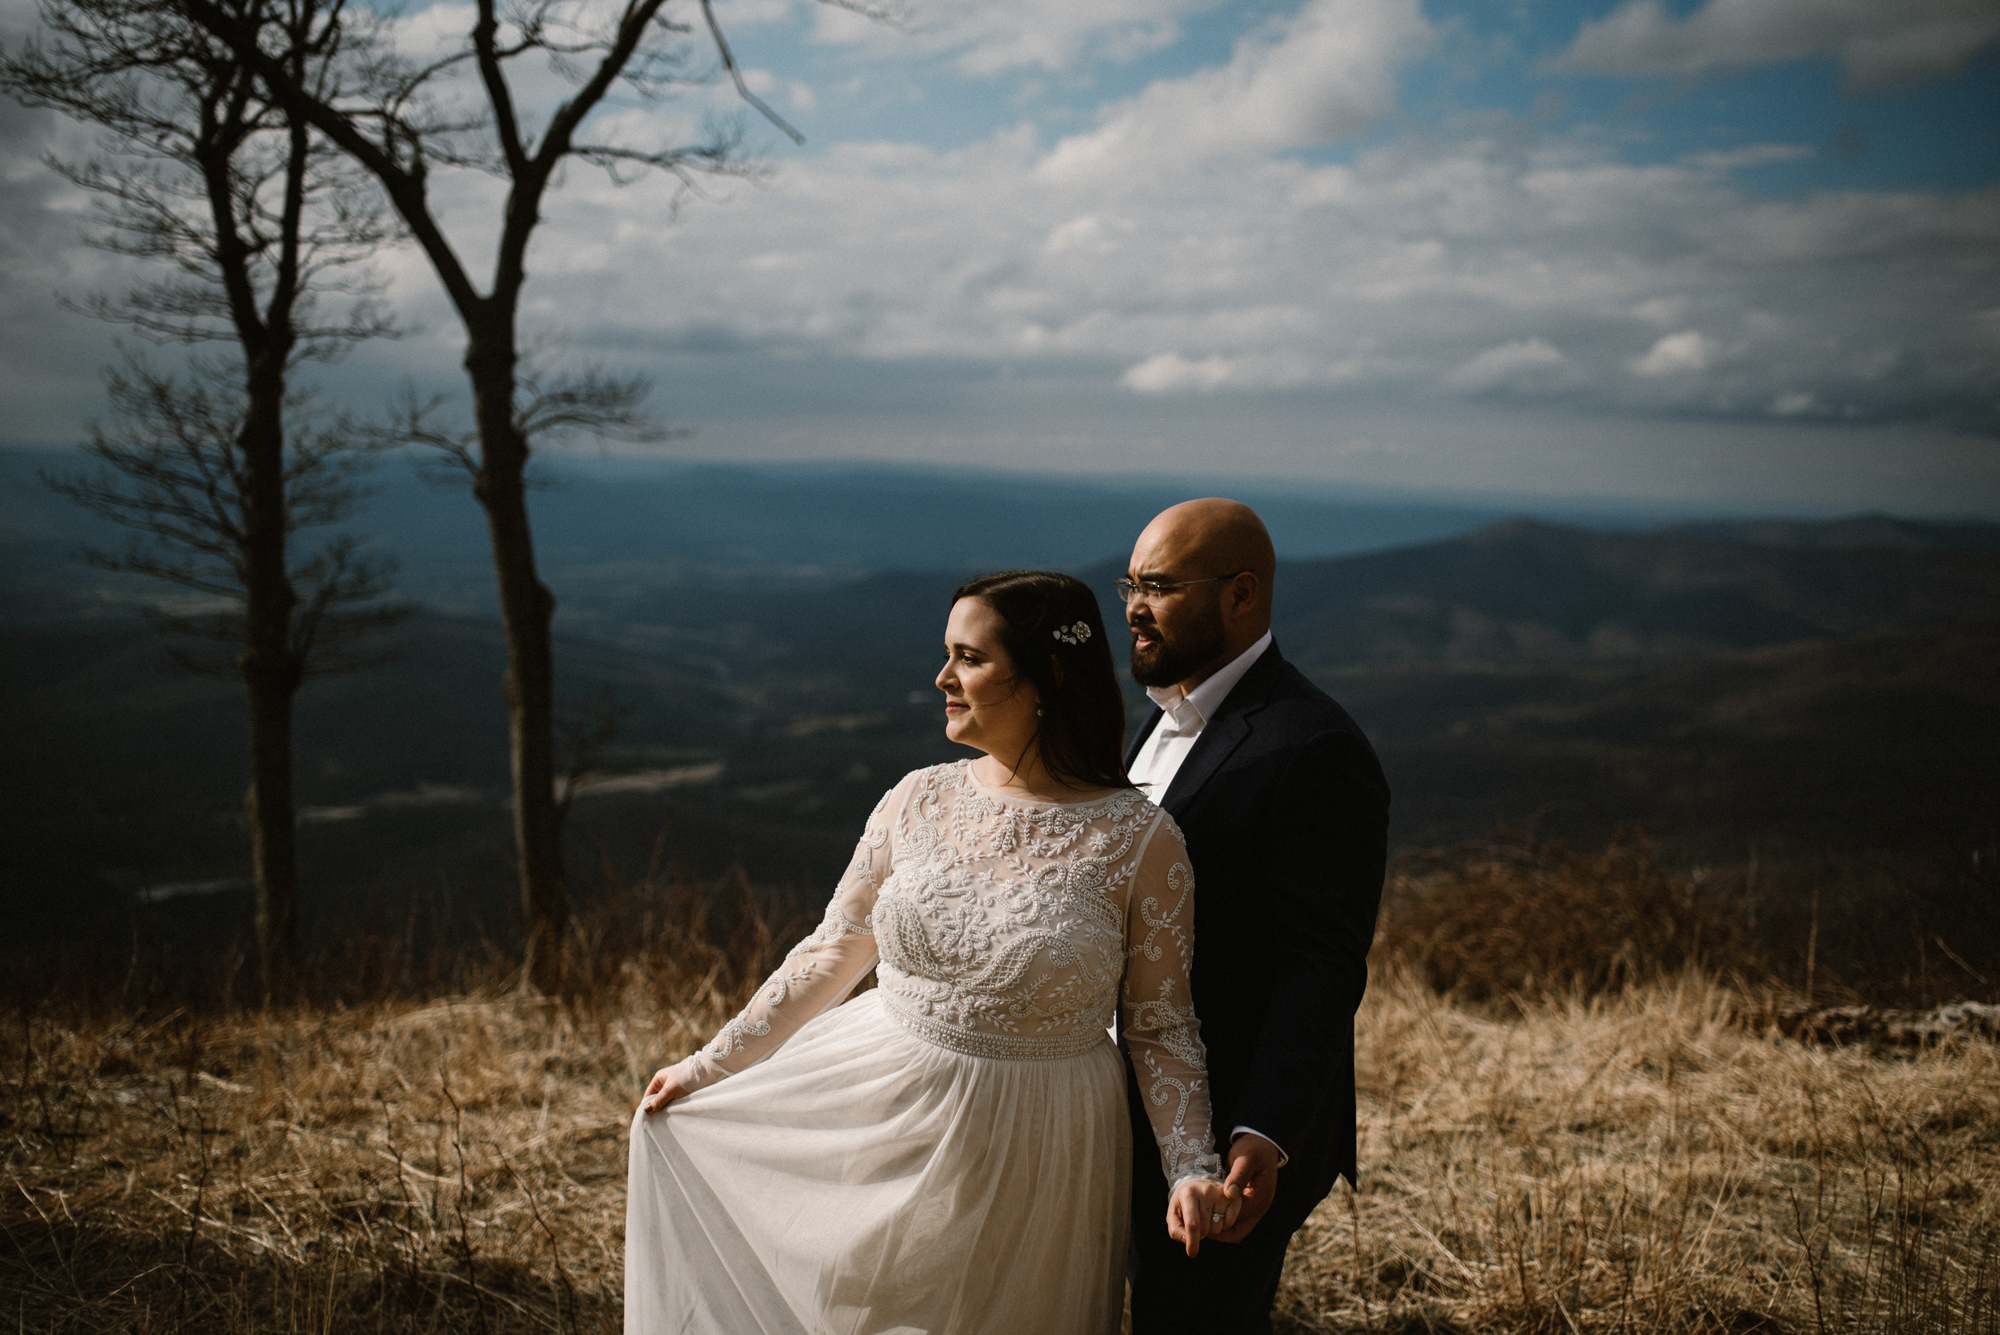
[1121,810,1222,1187]
[675,780,896,1090]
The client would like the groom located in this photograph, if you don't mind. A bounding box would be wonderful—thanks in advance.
[1121,499,1389,1333]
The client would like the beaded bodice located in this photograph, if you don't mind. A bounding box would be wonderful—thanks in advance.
[676,760,1222,1186]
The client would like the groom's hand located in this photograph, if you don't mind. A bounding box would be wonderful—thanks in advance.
[1214,1132,1281,1242]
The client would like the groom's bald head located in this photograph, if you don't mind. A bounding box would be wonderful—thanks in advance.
[1125,500,1275,689]
[1131,498,1276,621]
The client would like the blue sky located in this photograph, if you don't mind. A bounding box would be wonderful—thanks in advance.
[3,0,1997,515]
[729,0,2000,194]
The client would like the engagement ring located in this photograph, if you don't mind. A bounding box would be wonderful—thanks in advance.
[1210,1211,1225,1223]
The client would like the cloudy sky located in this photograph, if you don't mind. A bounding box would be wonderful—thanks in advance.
[3,0,1998,514]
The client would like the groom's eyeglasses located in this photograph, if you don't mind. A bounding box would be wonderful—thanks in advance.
[1114,573,1247,604]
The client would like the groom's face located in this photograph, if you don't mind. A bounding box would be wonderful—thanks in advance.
[1125,509,1240,689]
[1127,583,1229,689]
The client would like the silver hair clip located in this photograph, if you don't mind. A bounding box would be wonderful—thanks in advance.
[1052,621,1091,646]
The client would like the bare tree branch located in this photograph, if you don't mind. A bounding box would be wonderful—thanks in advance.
[4,0,409,999]
[697,0,800,144]
[40,353,411,669]
[171,0,876,991]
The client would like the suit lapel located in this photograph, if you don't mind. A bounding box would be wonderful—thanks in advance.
[1159,643,1284,815]
[1160,710,1253,815]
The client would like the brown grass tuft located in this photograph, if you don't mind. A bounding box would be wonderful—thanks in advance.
[1377,834,1759,1004]
[4,977,742,1333]
[1,874,788,1334]
[1276,970,2000,1334]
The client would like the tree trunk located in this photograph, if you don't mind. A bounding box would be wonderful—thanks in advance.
[466,309,569,992]
[244,665,300,999]
[238,348,303,1001]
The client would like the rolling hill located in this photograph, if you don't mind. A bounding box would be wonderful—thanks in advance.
[1274,518,2000,669]
[7,509,1996,946]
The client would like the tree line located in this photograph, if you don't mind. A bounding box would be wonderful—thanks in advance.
[2,0,827,999]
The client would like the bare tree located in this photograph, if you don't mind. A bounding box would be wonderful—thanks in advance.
[3,0,406,1000]
[176,0,818,990]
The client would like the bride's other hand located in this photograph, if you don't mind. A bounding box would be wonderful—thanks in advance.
[1166,1177,1241,1257]
[640,1064,692,1114]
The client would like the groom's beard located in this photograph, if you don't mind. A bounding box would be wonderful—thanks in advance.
[1128,601,1228,688]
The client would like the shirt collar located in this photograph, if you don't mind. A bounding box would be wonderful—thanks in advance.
[1143,631,1274,728]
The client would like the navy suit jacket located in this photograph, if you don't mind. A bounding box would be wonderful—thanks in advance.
[1124,640,1388,1194]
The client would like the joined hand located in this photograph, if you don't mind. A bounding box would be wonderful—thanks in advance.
[1212,1133,1281,1243]
[1166,1176,1240,1257]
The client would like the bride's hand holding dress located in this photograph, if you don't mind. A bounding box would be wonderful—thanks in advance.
[638,1065,688,1114]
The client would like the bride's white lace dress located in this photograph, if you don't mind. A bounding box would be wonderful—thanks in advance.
[625,759,1221,1334]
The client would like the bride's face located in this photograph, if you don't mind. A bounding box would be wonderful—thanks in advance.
[936,597,1040,758]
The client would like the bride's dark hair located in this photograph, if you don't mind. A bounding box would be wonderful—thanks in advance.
[951,570,1132,792]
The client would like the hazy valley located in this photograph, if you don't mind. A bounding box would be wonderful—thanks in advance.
[5,455,1997,1001]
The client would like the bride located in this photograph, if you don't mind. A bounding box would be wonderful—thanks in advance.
[626,570,1236,1334]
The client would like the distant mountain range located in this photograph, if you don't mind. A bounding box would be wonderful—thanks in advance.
[1672,514,2000,551]
[1274,517,2000,670]
[0,449,1533,614]
[6,451,1997,974]
[3,447,1893,624]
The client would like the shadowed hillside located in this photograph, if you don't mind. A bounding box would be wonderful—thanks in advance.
[1275,518,2000,668]
[1672,514,2000,551]
[1348,620,2000,855]
[6,504,1997,1003]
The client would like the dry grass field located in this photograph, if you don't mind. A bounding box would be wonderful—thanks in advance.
[1288,973,1997,1333]
[6,851,1997,1334]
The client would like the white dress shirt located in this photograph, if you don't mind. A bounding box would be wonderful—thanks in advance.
[1127,631,1273,802]
[1126,631,1289,1167]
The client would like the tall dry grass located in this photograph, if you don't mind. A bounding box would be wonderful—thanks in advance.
[1281,970,1999,1334]
[1376,834,1758,1005]
[6,844,1997,1333]
[1,877,783,1334]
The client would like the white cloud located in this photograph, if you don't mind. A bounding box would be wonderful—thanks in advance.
[1554,0,2000,91]
[1039,0,1432,179]
[810,0,1222,76]
[1630,331,1720,377]
[1445,337,1573,392]
[1043,213,1130,256]
[3,0,1997,484]
[710,0,796,27]
[1118,350,1326,393]
[497,106,1998,431]
[1122,353,1236,393]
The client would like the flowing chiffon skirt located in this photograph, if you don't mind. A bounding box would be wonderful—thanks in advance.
[625,989,1132,1334]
